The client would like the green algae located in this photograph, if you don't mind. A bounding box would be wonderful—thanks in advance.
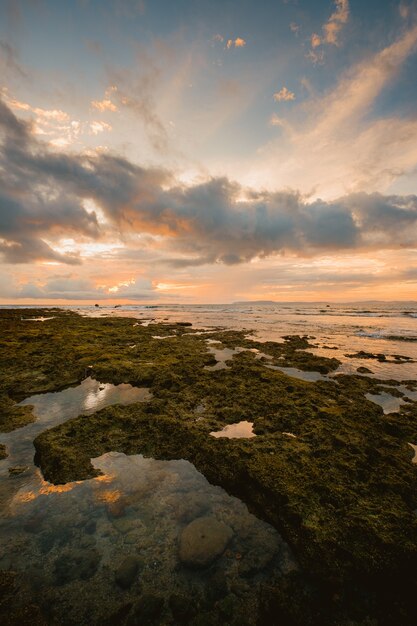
[2,308,417,624]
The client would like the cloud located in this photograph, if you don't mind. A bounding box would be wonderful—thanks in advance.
[1,95,417,271]
[91,98,118,112]
[6,97,70,123]
[273,87,296,102]
[308,0,350,60]
[0,40,27,80]
[103,51,170,152]
[226,38,246,49]
[260,23,417,198]
[89,121,112,135]
[0,98,100,264]
[13,275,159,301]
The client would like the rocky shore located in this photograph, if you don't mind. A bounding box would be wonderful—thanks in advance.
[1,308,417,625]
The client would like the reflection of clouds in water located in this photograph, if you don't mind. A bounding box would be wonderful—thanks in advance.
[1,448,296,624]
[210,421,256,439]
[83,382,110,411]
[365,392,404,415]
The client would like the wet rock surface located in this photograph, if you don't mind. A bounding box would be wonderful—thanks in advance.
[179,516,233,567]
[115,556,140,589]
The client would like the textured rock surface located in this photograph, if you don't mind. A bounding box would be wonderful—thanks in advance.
[179,516,233,567]
[114,556,139,589]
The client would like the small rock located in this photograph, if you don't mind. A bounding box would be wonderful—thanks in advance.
[112,517,137,534]
[179,516,233,568]
[106,499,127,518]
[357,366,373,374]
[115,556,139,589]
[54,549,100,585]
[8,465,29,476]
[84,519,97,534]
[129,594,164,625]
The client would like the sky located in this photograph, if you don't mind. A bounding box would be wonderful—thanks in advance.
[1,0,417,304]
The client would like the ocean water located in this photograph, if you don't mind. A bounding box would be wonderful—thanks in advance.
[68,301,417,380]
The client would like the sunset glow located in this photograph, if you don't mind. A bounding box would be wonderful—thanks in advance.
[1,0,417,303]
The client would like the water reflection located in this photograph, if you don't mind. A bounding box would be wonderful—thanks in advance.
[210,421,256,439]
[0,378,296,624]
[365,392,404,415]
[0,378,151,476]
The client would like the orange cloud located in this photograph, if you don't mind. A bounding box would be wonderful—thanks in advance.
[91,98,118,112]
[226,37,246,49]
[273,87,295,102]
[307,0,350,62]
[89,121,112,135]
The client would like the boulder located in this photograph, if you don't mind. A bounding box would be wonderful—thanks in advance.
[179,516,232,567]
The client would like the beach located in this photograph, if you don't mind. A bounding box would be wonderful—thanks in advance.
[0,304,416,625]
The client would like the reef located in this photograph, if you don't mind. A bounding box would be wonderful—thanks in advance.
[1,308,417,625]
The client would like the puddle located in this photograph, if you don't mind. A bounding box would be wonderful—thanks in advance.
[0,377,151,474]
[365,392,404,415]
[0,451,296,623]
[265,364,326,382]
[0,381,296,624]
[204,344,270,372]
[204,345,245,371]
[152,335,177,340]
[22,316,55,322]
[210,421,256,439]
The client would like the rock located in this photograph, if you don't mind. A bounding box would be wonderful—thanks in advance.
[169,593,196,623]
[357,366,373,374]
[112,517,137,534]
[178,516,233,568]
[84,519,97,534]
[129,594,164,625]
[115,556,139,589]
[23,513,45,534]
[8,465,29,476]
[106,498,127,518]
[0,444,7,460]
[54,549,100,585]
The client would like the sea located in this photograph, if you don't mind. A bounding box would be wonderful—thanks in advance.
[13,300,416,380]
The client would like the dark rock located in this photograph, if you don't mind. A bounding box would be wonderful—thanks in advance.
[8,465,29,476]
[357,366,373,374]
[115,556,139,589]
[23,513,45,534]
[128,594,164,625]
[54,549,100,585]
[84,519,97,534]
[179,516,233,568]
[169,593,196,624]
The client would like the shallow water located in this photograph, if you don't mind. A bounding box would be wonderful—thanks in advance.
[6,302,417,380]
[0,377,296,624]
[0,378,151,477]
[73,302,417,381]
[210,421,256,439]
[365,392,405,415]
